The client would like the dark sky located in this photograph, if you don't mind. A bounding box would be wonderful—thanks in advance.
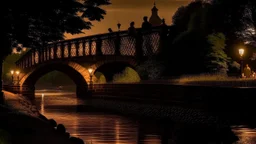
[65,0,192,39]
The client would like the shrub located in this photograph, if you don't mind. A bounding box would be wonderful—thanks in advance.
[48,119,57,128]
[56,124,66,134]
[0,129,11,144]
[136,59,165,80]
[113,67,140,83]
[94,72,106,84]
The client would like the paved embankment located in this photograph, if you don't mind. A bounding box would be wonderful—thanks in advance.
[0,91,83,144]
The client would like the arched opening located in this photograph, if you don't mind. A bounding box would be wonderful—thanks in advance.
[36,71,75,91]
[94,62,141,83]
[22,63,88,99]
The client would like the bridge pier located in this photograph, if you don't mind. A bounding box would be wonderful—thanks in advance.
[76,85,89,98]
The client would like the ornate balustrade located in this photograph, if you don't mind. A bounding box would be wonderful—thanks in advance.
[16,26,170,69]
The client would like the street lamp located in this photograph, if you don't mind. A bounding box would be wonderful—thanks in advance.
[10,70,14,84]
[88,68,93,88]
[238,48,245,77]
[16,71,20,85]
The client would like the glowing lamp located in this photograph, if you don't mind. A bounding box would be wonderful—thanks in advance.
[239,48,244,57]
[88,68,93,75]
[16,71,20,75]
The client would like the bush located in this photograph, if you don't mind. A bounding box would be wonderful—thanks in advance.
[94,72,106,84]
[113,67,140,83]
[56,124,66,134]
[70,137,84,144]
[136,59,165,80]
[230,61,240,70]
[48,119,57,128]
[0,129,11,144]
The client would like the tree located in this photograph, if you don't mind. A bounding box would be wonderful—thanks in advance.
[1,0,111,99]
[169,1,210,75]
[210,0,256,55]
[205,33,230,74]
[172,1,209,32]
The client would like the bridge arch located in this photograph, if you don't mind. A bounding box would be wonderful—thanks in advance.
[20,61,91,99]
[91,59,141,82]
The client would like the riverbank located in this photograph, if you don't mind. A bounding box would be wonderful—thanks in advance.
[80,97,256,128]
[0,91,82,144]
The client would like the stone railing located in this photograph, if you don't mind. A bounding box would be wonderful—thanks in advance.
[16,26,171,69]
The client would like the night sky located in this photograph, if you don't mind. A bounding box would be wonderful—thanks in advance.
[65,0,192,39]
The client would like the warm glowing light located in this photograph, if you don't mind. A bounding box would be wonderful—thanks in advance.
[239,48,244,57]
[42,94,44,97]
[10,70,14,75]
[88,68,93,74]
[16,71,20,75]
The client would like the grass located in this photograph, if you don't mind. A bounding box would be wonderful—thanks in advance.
[172,74,255,87]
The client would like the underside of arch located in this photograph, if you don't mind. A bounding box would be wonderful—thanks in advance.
[92,59,141,82]
[20,61,91,98]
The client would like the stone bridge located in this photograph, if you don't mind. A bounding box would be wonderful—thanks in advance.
[12,26,169,99]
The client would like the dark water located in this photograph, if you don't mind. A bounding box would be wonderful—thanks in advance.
[34,90,256,144]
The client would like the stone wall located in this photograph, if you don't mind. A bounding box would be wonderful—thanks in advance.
[90,83,256,116]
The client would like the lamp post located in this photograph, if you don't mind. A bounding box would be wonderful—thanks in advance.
[88,68,93,89]
[10,70,14,84]
[16,71,20,85]
[238,48,245,77]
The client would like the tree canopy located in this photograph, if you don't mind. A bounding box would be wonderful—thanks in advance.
[169,0,256,75]
[2,0,111,59]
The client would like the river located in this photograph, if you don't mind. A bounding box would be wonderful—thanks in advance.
[34,90,256,144]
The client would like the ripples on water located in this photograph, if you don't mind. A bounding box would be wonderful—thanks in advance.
[35,90,256,144]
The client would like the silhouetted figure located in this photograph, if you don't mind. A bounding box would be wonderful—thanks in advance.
[128,21,136,36]
[141,16,152,31]
[108,28,113,33]
[243,64,252,78]
[161,18,168,34]
[159,18,169,58]
[161,19,167,26]
[141,16,153,55]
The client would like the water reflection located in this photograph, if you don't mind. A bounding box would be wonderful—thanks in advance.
[35,90,256,144]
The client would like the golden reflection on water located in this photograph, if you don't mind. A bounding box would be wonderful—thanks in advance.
[35,90,256,144]
[232,126,256,144]
[35,90,148,144]
[41,94,44,114]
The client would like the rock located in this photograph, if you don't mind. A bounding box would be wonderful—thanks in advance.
[48,119,57,128]
[70,137,84,144]
[56,124,66,134]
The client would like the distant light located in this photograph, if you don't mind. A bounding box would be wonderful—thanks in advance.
[239,48,244,57]
[88,68,93,74]
[15,71,20,75]
[42,94,44,97]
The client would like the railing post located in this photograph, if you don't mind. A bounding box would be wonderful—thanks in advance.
[83,40,86,56]
[89,40,92,55]
[75,41,79,56]
[158,25,169,58]
[114,33,121,55]
[54,44,58,59]
[135,30,143,59]
[38,48,42,64]
[60,43,64,59]
[96,37,102,55]
[68,42,71,58]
